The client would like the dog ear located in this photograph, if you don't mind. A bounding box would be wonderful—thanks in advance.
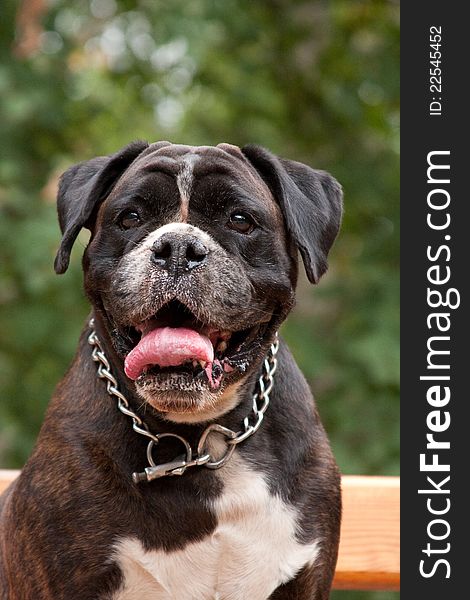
[241,145,343,284]
[54,141,149,274]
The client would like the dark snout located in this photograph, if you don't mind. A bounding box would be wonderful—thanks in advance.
[151,232,209,277]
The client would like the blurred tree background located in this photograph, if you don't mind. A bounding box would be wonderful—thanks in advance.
[0,1,399,598]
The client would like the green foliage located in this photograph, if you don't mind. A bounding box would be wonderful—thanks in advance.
[1,2,398,596]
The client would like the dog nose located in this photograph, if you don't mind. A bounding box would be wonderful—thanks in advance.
[151,233,208,274]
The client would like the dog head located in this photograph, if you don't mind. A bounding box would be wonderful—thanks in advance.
[55,142,342,421]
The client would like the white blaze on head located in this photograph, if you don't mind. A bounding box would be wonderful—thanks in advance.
[176,154,198,222]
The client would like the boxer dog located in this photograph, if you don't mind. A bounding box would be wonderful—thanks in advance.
[0,141,342,599]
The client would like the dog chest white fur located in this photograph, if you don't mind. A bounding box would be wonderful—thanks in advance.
[109,453,319,600]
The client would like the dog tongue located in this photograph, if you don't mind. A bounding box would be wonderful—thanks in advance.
[124,327,214,381]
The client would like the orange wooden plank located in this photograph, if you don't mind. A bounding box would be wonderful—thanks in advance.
[333,475,400,591]
[0,470,20,495]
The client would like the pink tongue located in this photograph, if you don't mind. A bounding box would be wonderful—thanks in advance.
[124,327,214,381]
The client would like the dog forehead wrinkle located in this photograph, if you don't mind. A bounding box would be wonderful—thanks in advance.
[188,159,280,220]
[138,155,180,177]
[136,145,275,219]
[138,145,215,169]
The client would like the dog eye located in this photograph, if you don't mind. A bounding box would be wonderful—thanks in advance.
[227,212,256,234]
[119,210,141,230]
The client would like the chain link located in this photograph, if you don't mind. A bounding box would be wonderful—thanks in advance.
[88,320,279,483]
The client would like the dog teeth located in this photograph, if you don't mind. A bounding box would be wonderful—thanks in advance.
[198,360,207,369]
[216,340,228,353]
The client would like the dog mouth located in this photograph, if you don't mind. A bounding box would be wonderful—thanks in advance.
[122,300,269,391]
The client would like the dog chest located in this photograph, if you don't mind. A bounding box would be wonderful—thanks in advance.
[109,454,319,600]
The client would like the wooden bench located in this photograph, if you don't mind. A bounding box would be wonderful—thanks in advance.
[0,470,399,591]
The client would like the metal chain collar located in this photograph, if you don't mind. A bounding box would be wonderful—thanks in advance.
[87,319,279,483]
